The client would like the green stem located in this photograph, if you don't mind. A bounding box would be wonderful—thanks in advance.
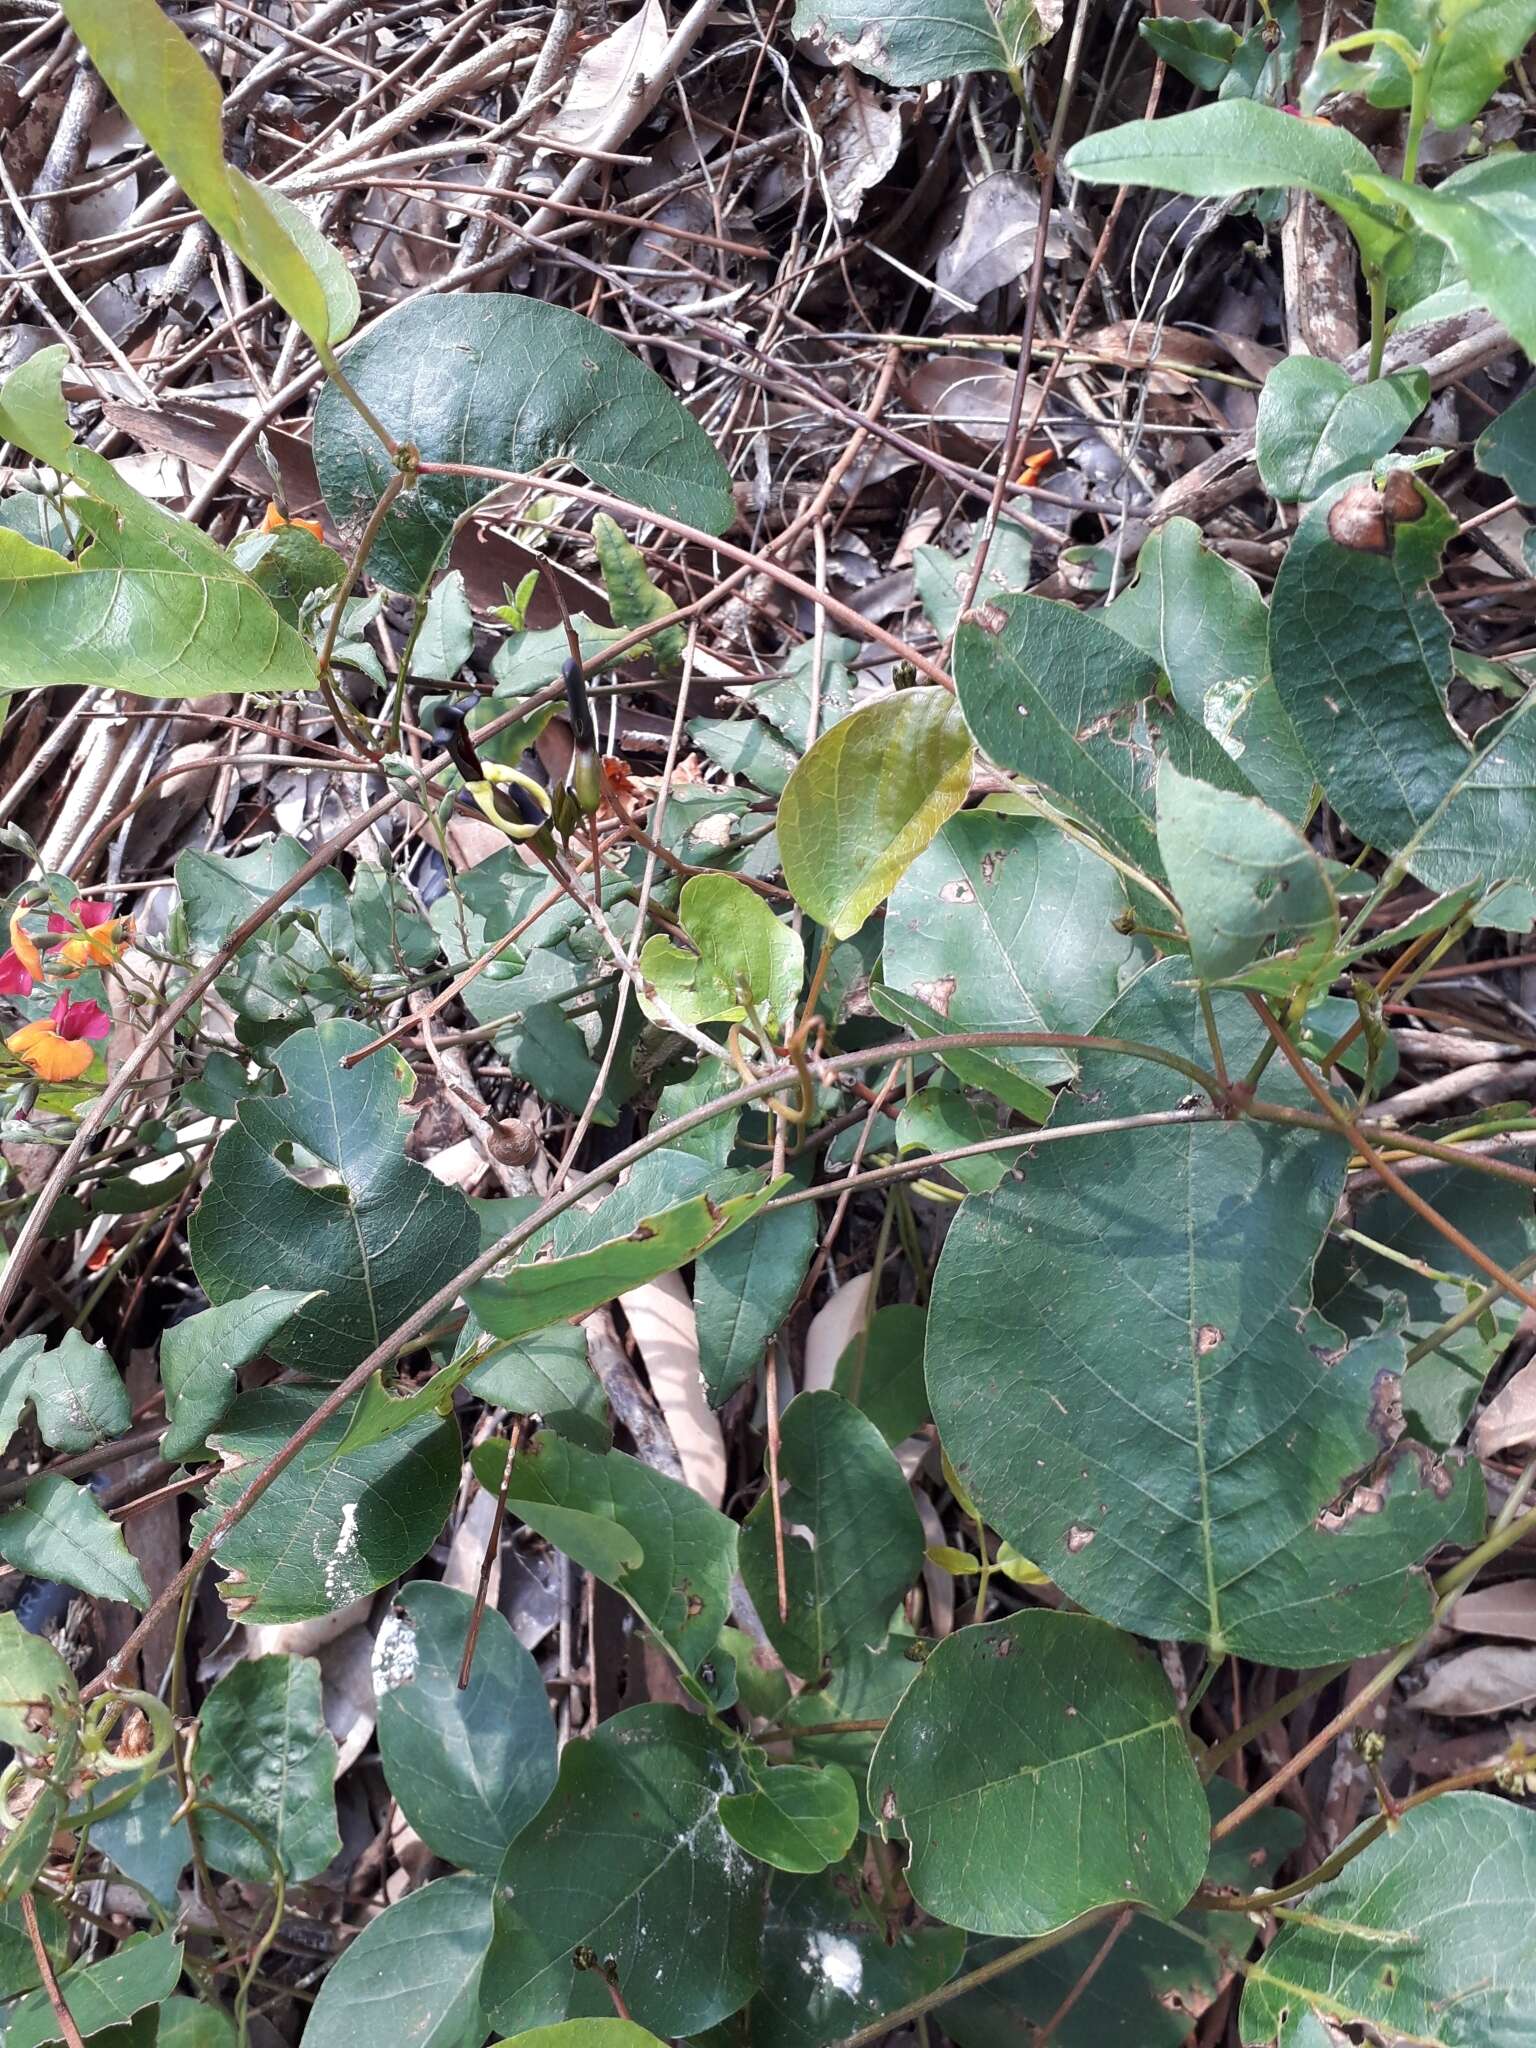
[316,342,397,457]
[1365,264,1388,382]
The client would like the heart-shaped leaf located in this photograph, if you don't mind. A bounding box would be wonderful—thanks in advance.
[869,1610,1208,1935]
[313,297,733,593]
[779,689,974,940]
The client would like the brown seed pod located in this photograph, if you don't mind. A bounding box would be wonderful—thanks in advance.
[1327,483,1391,553]
[1379,466,1426,523]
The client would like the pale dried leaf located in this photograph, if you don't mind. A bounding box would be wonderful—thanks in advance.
[1448,1580,1536,1643]
[936,173,1068,310]
[824,81,903,224]
[620,1272,726,1506]
[802,1271,873,1392]
[316,1624,377,1778]
[536,0,668,151]
[1474,1358,1536,1456]
[1408,1643,1536,1716]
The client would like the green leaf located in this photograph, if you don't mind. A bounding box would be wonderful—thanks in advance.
[719,1763,859,1874]
[91,1775,191,1914]
[913,523,1031,643]
[195,1654,340,1881]
[740,1390,924,1680]
[160,1288,319,1462]
[694,1202,818,1406]
[592,513,685,671]
[194,1386,460,1622]
[1269,474,1536,897]
[1357,0,1536,125]
[0,517,320,697]
[954,591,1256,881]
[869,1610,1208,1935]
[896,1086,1010,1193]
[868,980,1053,1122]
[779,689,974,940]
[484,1705,761,2037]
[313,297,733,594]
[375,1580,557,1873]
[789,0,1058,85]
[413,570,476,682]
[1139,13,1241,89]
[189,1018,479,1380]
[0,1476,148,1606]
[473,1432,737,1676]
[59,0,352,347]
[301,1874,497,2048]
[344,1170,780,1453]
[1064,101,1401,266]
[0,1895,66,2003]
[228,523,344,628]
[0,1330,127,1451]
[833,1303,931,1445]
[926,963,1482,1661]
[3,1934,181,2048]
[0,1609,78,1750]
[157,1997,238,2048]
[1355,155,1536,358]
[1478,386,1536,501]
[468,1324,610,1452]
[884,810,1136,1092]
[1156,761,1339,983]
[494,2029,666,2048]
[1256,357,1428,502]
[740,1864,964,2048]
[945,1916,1222,2048]
[1102,519,1313,825]
[637,874,804,1034]
[1238,1793,1536,2045]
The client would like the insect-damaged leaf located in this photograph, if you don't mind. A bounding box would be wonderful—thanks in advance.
[194,1388,460,1623]
[1270,473,1536,904]
[925,963,1482,1663]
[189,1019,479,1381]
[313,296,733,593]
[471,1432,737,1677]
[1238,1793,1536,2046]
[869,1610,1208,1935]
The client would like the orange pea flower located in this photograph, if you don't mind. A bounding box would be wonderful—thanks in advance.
[260,502,325,542]
[48,897,131,976]
[7,993,110,1082]
[0,907,43,995]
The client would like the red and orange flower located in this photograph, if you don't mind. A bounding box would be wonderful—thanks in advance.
[7,993,110,1082]
[0,898,130,992]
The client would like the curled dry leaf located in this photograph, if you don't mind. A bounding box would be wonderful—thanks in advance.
[1474,1358,1536,1457]
[823,79,904,224]
[1408,1644,1536,1716]
[534,0,668,152]
[619,1271,727,1507]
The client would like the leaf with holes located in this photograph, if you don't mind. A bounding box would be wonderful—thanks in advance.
[925,964,1482,1662]
[1238,1793,1536,2046]
[313,297,733,593]
[869,1610,1208,1935]
[194,1387,460,1622]
[189,1018,479,1380]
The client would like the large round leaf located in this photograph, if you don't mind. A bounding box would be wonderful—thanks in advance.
[313,297,734,593]
[194,1387,459,1623]
[189,1019,479,1380]
[484,1705,761,2038]
[1238,1794,1536,2046]
[869,1610,1208,1936]
[376,1580,557,1873]
[925,963,1481,1663]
